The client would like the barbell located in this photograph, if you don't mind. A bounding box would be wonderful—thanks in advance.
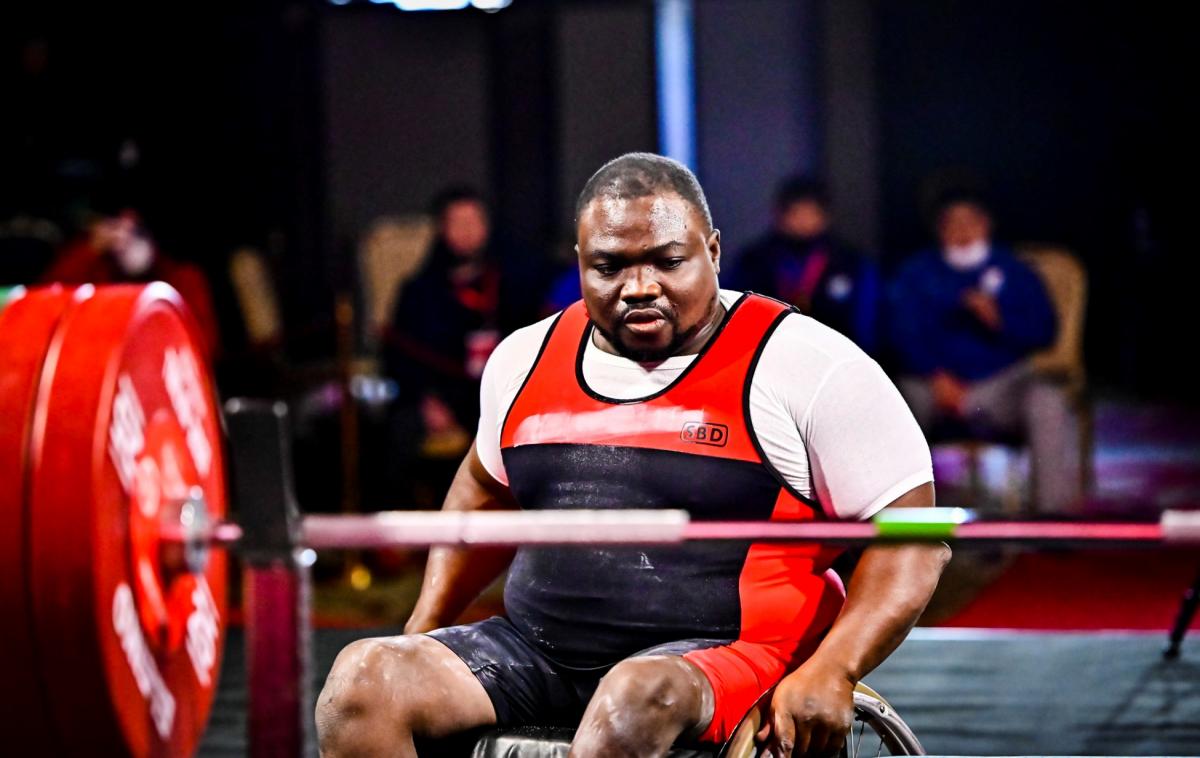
[2,283,1196,757]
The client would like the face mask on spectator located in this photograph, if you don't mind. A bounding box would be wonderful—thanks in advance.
[113,236,155,276]
[943,239,989,271]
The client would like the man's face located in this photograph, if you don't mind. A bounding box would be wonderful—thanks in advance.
[937,202,991,249]
[577,192,721,362]
[440,199,490,258]
[90,213,137,254]
[776,200,828,240]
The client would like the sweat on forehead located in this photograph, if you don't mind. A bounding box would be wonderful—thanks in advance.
[575,152,713,231]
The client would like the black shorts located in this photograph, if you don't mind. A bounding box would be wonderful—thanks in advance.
[426,616,726,728]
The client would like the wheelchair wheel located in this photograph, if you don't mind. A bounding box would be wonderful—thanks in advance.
[459,683,923,757]
[843,683,924,757]
[719,682,924,757]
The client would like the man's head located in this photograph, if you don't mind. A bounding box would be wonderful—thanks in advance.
[575,152,721,362]
[432,187,490,259]
[935,190,992,251]
[90,208,155,277]
[773,176,830,241]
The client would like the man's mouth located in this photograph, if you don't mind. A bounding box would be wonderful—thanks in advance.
[621,309,668,335]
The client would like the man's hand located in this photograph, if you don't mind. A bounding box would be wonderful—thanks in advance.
[755,661,855,757]
[961,288,1002,331]
[930,370,967,416]
[754,483,948,757]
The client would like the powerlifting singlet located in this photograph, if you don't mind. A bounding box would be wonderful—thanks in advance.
[499,293,842,669]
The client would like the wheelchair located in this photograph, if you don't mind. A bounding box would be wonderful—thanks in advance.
[436,681,923,757]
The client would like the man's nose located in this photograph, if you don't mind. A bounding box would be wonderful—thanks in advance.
[621,265,662,302]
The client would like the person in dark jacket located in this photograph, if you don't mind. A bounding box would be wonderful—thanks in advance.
[382,187,538,500]
[888,190,1079,512]
[727,177,881,354]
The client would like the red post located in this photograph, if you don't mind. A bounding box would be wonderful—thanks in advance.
[245,554,312,758]
[224,400,310,757]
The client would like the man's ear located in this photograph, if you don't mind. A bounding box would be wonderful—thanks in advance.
[708,228,722,274]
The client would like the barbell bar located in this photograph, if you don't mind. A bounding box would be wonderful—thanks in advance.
[185,507,1200,552]
[3,283,1197,758]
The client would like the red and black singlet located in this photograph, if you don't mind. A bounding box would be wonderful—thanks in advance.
[499,293,840,668]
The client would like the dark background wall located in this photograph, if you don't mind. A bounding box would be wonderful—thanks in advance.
[0,0,1190,399]
[694,0,822,257]
[320,1,656,259]
[873,0,1189,395]
[1,3,326,354]
[555,2,657,238]
[322,8,492,262]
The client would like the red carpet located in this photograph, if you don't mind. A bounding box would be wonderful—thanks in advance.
[940,548,1200,630]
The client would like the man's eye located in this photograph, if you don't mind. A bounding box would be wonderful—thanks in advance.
[661,258,685,270]
[594,262,618,275]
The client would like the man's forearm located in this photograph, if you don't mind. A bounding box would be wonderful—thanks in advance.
[405,444,518,634]
[805,541,950,683]
[804,481,949,682]
[406,545,515,633]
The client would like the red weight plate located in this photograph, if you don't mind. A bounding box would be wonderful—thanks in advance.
[28,283,228,757]
[0,285,75,749]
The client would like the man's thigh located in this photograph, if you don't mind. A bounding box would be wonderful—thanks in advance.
[429,616,592,728]
[616,639,732,740]
[573,650,716,754]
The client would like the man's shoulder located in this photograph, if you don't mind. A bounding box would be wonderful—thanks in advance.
[498,310,561,352]
[759,308,868,368]
[488,311,562,379]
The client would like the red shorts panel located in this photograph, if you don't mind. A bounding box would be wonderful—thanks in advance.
[683,568,846,744]
[683,635,820,743]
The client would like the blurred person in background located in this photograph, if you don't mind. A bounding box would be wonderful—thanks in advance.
[382,187,537,501]
[727,176,881,354]
[887,189,1077,512]
[42,202,221,360]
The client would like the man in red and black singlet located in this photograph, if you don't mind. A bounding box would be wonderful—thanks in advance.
[317,154,950,758]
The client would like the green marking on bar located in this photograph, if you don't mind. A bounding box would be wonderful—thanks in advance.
[874,520,958,540]
[872,507,967,540]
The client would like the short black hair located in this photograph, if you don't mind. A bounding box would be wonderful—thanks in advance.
[575,152,712,230]
[934,187,991,219]
[774,176,829,210]
[430,186,488,219]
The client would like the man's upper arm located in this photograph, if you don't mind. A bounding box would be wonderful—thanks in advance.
[880,480,935,511]
[455,441,518,511]
[805,358,934,521]
[473,312,560,487]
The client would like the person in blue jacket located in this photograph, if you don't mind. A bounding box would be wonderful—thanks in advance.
[888,190,1079,512]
